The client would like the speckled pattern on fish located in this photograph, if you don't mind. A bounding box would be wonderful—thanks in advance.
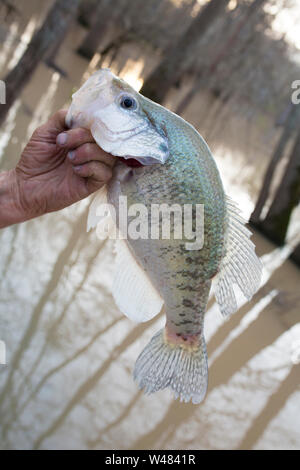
[66,69,262,404]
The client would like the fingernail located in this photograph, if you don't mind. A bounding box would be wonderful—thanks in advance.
[68,151,75,161]
[57,133,67,145]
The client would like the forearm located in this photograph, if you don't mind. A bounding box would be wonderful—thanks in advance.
[0,170,27,229]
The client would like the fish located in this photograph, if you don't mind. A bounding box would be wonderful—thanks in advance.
[66,69,262,404]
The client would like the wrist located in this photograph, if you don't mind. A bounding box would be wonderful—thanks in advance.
[0,170,28,228]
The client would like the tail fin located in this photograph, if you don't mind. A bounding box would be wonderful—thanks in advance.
[133,328,208,404]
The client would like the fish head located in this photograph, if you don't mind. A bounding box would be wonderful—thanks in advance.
[66,69,169,166]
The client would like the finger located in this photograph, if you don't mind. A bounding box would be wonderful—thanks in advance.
[48,109,68,131]
[32,109,68,138]
[67,143,117,168]
[56,127,94,149]
[73,161,113,183]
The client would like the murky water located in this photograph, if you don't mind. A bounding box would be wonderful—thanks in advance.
[0,1,299,450]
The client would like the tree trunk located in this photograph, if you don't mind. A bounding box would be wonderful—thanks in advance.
[140,0,230,104]
[77,0,145,61]
[76,0,112,60]
[0,0,19,22]
[77,0,99,28]
[44,38,67,74]
[290,243,300,267]
[0,0,80,126]
[250,104,300,225]
[175,76,203,116]
[176,0,266,115]
[258,129,300,246]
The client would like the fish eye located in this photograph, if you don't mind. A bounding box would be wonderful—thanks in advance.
[120,95,137,110]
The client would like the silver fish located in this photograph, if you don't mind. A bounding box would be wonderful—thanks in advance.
[66,69,262,404]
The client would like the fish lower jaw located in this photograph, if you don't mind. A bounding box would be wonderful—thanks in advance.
[116,154,164,166]
[118,156,143,168]
[163,326,200,352]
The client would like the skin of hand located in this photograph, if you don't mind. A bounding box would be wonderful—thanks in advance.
[1,109,116,226]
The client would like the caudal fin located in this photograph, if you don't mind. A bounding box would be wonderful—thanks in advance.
[133,328,208,404]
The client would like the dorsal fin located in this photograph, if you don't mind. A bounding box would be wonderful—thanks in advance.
[214,197,263,316]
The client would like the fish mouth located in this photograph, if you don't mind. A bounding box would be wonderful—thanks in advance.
[118,157,143,168]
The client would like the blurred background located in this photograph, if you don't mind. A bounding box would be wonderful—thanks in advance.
[0,0,299,450]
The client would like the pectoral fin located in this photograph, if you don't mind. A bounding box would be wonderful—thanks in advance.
[88,186,163,322]
[87,186,108,232]
[113,239,164,323]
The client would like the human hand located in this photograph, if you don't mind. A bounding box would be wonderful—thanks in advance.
[10,109,116,221]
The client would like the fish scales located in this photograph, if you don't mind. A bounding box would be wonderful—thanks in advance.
[66,69,262,404]
[111,106,227,337]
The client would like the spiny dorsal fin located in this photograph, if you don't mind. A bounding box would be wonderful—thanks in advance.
[214,196,263,317]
